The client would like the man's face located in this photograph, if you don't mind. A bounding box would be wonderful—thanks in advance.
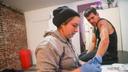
[86,12,99,27]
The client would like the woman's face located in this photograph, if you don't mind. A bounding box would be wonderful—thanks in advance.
[60,16,80,39]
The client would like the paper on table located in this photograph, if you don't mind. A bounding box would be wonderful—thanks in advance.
[101,63,128,72]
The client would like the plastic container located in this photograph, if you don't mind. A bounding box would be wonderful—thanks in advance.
[19,48,32,70]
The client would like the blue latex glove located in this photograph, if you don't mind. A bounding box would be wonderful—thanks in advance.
[80,56,102,72]
[80,63,101,72]
[88,55,102,64]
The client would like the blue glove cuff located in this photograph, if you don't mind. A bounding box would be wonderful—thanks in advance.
[88,55,102,64]
[95,55,102,64]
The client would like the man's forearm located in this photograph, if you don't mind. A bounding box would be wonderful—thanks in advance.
[96,38,109,57]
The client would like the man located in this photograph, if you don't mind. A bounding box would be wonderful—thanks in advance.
[83,7,118,64]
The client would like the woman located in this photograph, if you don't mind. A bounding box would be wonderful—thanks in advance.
[35,6,102,72]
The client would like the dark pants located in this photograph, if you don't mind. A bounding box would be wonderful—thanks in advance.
[79,50,118,65]
[79,50,96,62]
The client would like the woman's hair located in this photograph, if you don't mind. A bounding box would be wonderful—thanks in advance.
[62,17,75,25]
[53,6,80,28]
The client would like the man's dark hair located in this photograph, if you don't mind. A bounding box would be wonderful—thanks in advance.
[84,7,97,17]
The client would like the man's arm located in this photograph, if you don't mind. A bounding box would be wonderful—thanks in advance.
[96,20,110,57]
[87,33,97,54]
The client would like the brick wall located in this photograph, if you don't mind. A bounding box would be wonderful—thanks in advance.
[0,4,28,70]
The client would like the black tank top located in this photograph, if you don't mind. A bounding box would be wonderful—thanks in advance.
[94,18,118,63]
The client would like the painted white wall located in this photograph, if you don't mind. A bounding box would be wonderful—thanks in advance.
[24,0,88,64]
[118,0,128,51]
[24,8,51,64]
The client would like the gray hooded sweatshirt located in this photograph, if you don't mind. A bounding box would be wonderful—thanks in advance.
[35,30,80,72]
